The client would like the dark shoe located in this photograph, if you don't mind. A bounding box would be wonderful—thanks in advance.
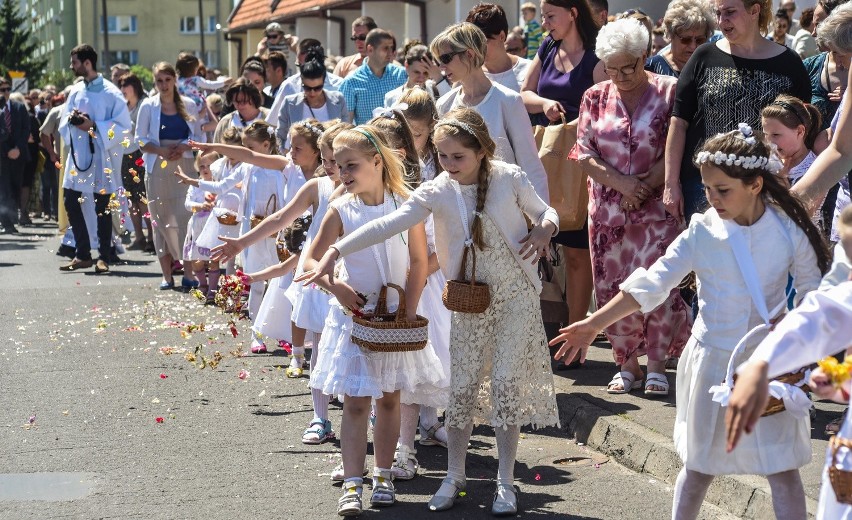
[19,216,33,226]
[2,225,19,235]
[59,258,94,271]
[159,280,175,290]
[56,244,76,259]
[181,277,200,290]
[95,260,110,273]
[144,242,155,253]
[127,241,146,251]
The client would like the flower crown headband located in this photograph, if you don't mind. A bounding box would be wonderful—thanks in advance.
[695,123,783,175]
[435,118,477,138]
[297,120,323,137]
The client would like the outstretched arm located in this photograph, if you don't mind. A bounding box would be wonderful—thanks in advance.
[211,179,319,262]
[245,254,299,284]
[189,139,290,170]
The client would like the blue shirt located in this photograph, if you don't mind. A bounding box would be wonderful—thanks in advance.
[159,112,190,141]
[340,59,407,124]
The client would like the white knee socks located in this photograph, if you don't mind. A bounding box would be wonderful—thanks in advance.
[247,282,264,319]
[420,405,440,429]
[399,403,420,450]
[495,425,520,489]
[434,422,475,497]
[309,341,329,422]
[672,467,713,520]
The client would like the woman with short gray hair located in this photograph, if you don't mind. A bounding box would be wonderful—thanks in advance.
[803,2,852,129]
[646,0,715,77]
[569,18,691,397]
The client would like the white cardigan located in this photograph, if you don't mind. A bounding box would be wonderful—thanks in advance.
[135,93,203,170]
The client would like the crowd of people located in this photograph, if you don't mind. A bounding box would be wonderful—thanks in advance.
[2,0,852,518]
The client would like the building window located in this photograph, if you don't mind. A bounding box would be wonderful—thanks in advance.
[101,15,138,34]
[180,16,217,34]
[107,50,139,65]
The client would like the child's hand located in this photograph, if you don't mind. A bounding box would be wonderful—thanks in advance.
[809,367,850,403]
[201,201,214,211]
[189,140,210,152]
[174,165,191,183]
[331,281,366,311]
[295,248,339,286]
[205,192,216,203]
[549,319,598,364]
[210,235,244,263]
[518,223,553,263]
[725,361,770,452]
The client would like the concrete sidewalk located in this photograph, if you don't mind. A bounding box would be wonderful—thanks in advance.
[547,336,846,519]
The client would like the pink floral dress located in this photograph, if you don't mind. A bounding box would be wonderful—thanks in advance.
[569,74,691,364]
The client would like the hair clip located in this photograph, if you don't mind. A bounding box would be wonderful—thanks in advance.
[266,126,275,137]
[298,121,323,136]
[736,122,756,144]
[436,119,477,137]
[354,127,380,152]
[371,103,409,119]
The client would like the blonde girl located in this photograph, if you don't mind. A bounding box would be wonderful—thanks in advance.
[180,151,219,293]
[761,94,823,187]
[211,122,354,447]
[399,87,440,182]
[299,108,560,515]
[551,126,831,519]
[176,120,288,319]
[299,125,447,515]
[193,127,243,302]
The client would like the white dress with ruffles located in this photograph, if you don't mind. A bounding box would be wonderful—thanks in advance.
[308,193,448,407]
[620,207,822,475]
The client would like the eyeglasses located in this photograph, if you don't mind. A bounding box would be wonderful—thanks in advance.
[677,35,708,46]
[437,50,465,65]
[0,87,10,93]
[350,34,367,42]
[603,57,641,77]
[303,84,324,92]
[232,97,251,106]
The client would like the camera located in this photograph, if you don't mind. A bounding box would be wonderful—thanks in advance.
[69,110,86,126]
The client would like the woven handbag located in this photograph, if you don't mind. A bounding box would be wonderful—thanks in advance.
[351,283,429,352]
[442,245,490,313]
[275,239,291,262]
[829,436,852,504]
[250,193,278,238]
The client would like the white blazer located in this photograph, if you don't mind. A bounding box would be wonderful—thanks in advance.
[136,93,203,170]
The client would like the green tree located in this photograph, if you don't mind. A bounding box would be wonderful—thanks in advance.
[38,69,76,91]
[0,0,48,82]
[130,64,153,91]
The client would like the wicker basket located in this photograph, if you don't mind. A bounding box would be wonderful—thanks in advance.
[830,436,852,504]
[351,283,429,352]
[442,245,490,313]
[216,213,238,226]
[276,239,291,262]
[250,194,278,238]
[732,370,811,417]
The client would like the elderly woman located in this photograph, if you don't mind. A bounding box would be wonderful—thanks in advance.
[663,0,810,223]
[136,62,202,289]
[803,2,851,131]
[569,18,691,396]
[646,0,716,78]
[212,79,269,144]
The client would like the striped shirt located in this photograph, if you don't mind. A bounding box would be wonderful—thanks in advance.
[524,20,544,60]
[340,59,407,124]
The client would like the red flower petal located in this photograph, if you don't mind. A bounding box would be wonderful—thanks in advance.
[155,417,164,423]
[159,374,167,379]
[135,158,145,167]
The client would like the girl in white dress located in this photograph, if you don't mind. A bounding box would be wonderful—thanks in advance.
[177,120,289,319]
[300,108,560,516]
[181,152,218,293]
[210,122,354,446]
[760,94,822,188]
[550,126,833,520]
[372,102,452,479]
[300,125,447,516]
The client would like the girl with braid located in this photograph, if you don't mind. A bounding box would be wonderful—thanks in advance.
[299,108,560,516]
[551,125,831,519]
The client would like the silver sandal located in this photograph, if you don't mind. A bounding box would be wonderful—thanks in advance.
[370,472,396,507]
[337,482,363,517]
[419,422,448,448]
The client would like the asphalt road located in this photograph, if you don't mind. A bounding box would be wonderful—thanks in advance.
[0,220,735,519]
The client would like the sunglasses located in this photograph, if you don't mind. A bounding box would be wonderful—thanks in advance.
[0,87,10,93]
[303,84,323,92]
[350,34,367,42]
[437,50,465,65]
[266,32,281,39]
[677,35,708,46]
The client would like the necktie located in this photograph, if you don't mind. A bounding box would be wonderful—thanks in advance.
[4,107,10,133]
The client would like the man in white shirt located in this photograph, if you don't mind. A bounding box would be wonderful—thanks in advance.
[333,16,378,78]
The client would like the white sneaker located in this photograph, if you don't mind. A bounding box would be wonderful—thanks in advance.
[331,463,369,482]
[391,445,419,480]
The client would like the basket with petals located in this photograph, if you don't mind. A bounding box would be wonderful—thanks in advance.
[216,212,238,226]
[829,436,852,504]
[442,245,490,313]
[351,283,429,352]
[250,194,278,238]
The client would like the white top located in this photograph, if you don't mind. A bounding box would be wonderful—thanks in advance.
[791,28,819,59]
[483,57,532,93]
[333,193,410,311]
[788,150,817,185]
[620,207,822,352]
[184,184,207,212]
[820,244,852,290]
[301,102,329,123]
[436,82,549,203]
[268,72,344,125]
[333,161,559,293]
[383,79,451,107]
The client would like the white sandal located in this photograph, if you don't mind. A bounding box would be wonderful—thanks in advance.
[644,372,670,396]
[607,371,643,394]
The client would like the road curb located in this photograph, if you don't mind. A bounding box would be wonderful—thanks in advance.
[556,393,819,518]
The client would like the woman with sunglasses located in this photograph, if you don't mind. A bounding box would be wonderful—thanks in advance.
[431,22,548,202]
[276,48,350,150]
[212,78,269,144]
[664,0,811,225]
[520,0,606,370]
[646,0,716,79]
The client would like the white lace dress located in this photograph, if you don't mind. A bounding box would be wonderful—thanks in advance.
[447,183,559,430]
[308,194,448,407]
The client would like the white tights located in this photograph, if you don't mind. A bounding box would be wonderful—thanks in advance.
[247,281,264,319]
[435,423,521,498]
[672,467,805,520]
[309,333,329,422]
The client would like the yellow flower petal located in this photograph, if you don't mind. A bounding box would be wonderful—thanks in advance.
[161,160,168,168]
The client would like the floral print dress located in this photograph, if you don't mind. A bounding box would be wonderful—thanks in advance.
[570,74,691,364]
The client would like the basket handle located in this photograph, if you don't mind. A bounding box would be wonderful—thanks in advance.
[375,285,389,315]
[723,323,771,388]
[265,193,277,215]
[386,283,407,322]
[460,245,479,287]
[830,436,852,467]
